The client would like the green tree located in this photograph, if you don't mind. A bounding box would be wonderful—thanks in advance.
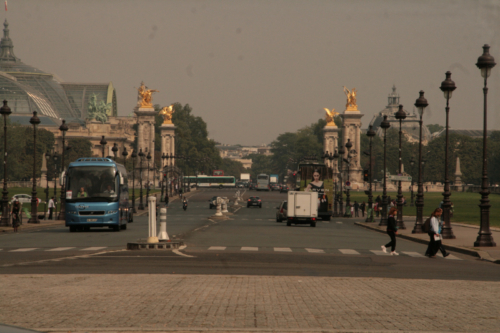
[248,154,273,180]
[427,124,444,134]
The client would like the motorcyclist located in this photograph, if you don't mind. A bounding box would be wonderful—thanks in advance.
[182,196,188,211]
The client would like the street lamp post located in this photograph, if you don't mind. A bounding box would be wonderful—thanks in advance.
[131,149,137,214]
[366,125,376,222]
[112,143,118,160]
[338,146,345,217]
[100,136,107,158]
[28,111,40,224]
[344,139,352,217]
[474,44,497,247]
[44,151,51,220]
[138,149,145,210]
[0,100,11,227]
[413,91,428,234]
[379,115,390,226]
[395,105,407,229]
[53,152,58,214]
[57,120,68,221]
[409,157,415,207]
[332,150,339,217]
[161,153,166,201]
[440,71,457,239]
[122,146,128,165]
[146,151,151,206]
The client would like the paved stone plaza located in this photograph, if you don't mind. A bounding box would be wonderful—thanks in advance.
[1,274,499,332]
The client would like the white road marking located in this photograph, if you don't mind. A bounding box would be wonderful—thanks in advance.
[274,247,292,252]
[437,253,462,260]
[305,248,325,253]
[80,247,107,251]
[402,251,425,257]
[46,247,75,252]
[241,247,258,251]
[10,248,38,252]
[339,249,360,255]
[370,250,390,256]
[336,221,343,224]
[208,246,227,251]
[172,249,196,258]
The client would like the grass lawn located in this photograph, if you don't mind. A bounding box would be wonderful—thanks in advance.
[345,191,500,228]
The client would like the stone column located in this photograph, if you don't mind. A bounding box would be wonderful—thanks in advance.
[134,106,157,181]
[341,110,364,183]
[160,124,176,167]
[323,126,339,174]
[454,156,463,190]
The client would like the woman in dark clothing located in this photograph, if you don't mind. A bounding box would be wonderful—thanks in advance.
[381,207,399,255]
[11,199,21,232]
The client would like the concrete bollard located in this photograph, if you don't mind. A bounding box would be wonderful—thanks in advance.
[147,196,158,243]
[222,197,229,213]
[234,190,240,206]
[157,207,169,241]
[215,197,223,216]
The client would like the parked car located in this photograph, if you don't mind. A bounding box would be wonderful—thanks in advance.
[270,184,281,191]
[236,182,245,188]
[276,200,288,222]
[280,185,289,193]
[10,194,43,205]
[209,196,218,209]
[247,196,262,208]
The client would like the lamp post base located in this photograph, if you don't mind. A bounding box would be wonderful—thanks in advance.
[0,216,10,227]
[474,235,496,247]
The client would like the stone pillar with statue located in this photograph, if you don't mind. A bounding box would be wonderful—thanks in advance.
[323,108,340,176]
[159,105,176,198]
[340,86,364,184]
[134,81,158,185]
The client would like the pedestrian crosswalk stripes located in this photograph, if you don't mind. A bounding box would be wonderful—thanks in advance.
[9,248,38,252]
[241,247,258,251]
[80,247,107,251]
[339,249,360,255]
[46,247,75,251]
[274,247,292,252]
[305,248,325,253]
[208,246,227,251]
[402,251,425,257]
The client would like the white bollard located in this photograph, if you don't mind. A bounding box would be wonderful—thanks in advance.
[147,196,158,243]
[157,207,169,241]
[222,197,229,213]
[215,197,223,216]
[234,191,240,206]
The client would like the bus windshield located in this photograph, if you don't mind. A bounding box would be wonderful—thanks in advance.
[66,166,118,202]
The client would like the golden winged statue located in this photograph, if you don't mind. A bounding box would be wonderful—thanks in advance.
[343,86,358,111]
[137,82,159,108]
[159,104,175,124]
[324,108,339,127]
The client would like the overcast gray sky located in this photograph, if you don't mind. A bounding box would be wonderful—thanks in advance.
[6,0,500,145]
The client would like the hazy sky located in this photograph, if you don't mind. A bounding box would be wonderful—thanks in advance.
[6,0,499,145]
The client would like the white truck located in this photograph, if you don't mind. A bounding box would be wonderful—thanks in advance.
[286,191,318,227]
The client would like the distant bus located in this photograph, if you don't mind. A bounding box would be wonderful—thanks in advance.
[256,174,270,191]
[184,175,235,188]
[64,157,130,232]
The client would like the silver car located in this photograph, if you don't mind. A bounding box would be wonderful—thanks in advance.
[276,201,287,222]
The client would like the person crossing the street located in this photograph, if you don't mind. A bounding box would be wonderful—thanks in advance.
[381,207,399,255]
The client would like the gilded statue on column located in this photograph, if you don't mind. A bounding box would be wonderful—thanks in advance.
[343,86,358,111]
[159,104,175,125]
[137,81,159,108]
[323,108,339,127]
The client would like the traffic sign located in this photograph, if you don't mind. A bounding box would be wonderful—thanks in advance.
[345,181,351,186]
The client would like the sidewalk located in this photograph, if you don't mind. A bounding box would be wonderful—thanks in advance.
[0,218,64,234]
[355,216,500,264]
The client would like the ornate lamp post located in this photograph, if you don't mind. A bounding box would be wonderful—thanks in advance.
[146,150,151,206]
[28,111,41,224]
[0,100,11,227]
[337,145,345,217]
[409,157,415,207]
[44,151,51,220]
[57,120,68,221]
[474,44,496,247]
[112,143,118,160]
[52,152,58,214]
[138,149,145,210]
[122,146,128,165]
[161,153,166,201]
[412,91,428,234]
[439,71,457,239]
[395,105,407,229]
[100,136,107,158]
[379,115,390,226]
[131,149,137,214]
[332,150,339,217]
[344,139,352,216]
[366,125,376,222]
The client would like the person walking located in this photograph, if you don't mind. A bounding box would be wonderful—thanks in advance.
[381,207,399,255]
[11,199,21,232]
[425,208,449,258]
[48,196,55,220]
[374,202,379,217]
[360,201,366,217]
[353,201,359,217]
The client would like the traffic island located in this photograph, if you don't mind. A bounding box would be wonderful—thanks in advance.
[127,239,184,250]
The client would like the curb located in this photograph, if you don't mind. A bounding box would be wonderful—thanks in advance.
[354,222,500,264]
[0,220,65,234]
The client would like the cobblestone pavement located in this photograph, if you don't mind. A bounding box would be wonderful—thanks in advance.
[1,275,499,332]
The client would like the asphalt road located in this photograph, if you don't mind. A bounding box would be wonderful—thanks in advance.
[1,188,499,280]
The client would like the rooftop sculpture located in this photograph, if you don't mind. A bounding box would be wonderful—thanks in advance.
[324,108,339,127]
[343,86,358,111]
[159,104,175,125]
[137,81,159,108]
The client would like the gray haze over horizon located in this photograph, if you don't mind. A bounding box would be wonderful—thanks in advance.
[6,0,500,146]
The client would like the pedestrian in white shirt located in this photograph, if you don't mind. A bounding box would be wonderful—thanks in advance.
[48,196,55,220]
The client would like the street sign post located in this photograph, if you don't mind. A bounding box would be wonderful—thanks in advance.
[345,181,351,186]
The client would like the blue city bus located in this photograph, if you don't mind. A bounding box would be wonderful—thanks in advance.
[64,157,130,232]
